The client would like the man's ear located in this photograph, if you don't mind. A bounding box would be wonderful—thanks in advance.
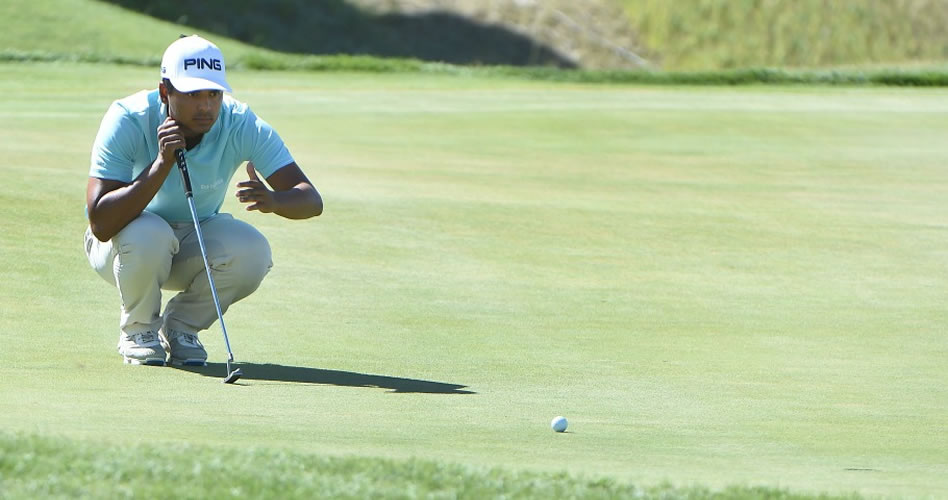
[158,81,169,104]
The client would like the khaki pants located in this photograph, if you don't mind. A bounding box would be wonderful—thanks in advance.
[84,211,272,336]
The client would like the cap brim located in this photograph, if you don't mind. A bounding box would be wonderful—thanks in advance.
[170,76,231,93]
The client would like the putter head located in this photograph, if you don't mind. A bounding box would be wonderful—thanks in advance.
[222,368,243,384]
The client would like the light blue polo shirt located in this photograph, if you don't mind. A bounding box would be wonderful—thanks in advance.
[90,89,294,223]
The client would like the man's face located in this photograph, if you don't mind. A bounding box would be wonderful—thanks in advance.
[163,84,223,137]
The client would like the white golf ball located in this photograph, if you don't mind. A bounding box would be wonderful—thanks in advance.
[551,416,568,432]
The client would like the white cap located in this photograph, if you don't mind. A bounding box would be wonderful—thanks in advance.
[160,35,232,93]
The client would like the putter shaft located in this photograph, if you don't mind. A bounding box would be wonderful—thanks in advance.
[175,149,239,379]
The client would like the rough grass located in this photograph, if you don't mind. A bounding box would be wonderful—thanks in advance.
[2,48,946,86]
[1,0,947,85]
[91,0,948,71]
[622,0,948,70]
[0,432,861,500]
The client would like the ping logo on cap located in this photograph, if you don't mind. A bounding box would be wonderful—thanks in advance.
[184,58,223,71]
[161,35,232,92]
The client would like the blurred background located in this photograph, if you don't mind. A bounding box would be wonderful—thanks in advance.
[78,0,948,70]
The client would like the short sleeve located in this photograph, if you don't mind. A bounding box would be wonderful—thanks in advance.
[241,108,295,178]
[89,102,140,183]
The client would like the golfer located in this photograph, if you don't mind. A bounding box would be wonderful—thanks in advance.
[84,35,322,366]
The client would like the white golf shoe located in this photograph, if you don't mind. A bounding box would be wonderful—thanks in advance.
[164,329,208,367]
[117,331,167,366]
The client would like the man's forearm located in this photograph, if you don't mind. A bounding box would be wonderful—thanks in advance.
[272,183,323,220]
[88,158,174,241]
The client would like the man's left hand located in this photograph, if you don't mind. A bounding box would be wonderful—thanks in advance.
[236,163,276,212]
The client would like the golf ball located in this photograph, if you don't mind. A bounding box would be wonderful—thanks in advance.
[551,416,568,432]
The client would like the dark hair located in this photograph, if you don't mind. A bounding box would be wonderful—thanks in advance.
[162,78,177,94]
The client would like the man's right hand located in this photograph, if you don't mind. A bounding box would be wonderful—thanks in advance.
[157,117,187,165]
[87,117,185,242]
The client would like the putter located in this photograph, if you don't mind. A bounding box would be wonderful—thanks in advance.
[175,149,243,384]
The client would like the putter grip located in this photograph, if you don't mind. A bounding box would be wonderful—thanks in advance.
[175,149,194,197]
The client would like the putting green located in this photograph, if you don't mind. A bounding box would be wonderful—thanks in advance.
[0,62,945,497]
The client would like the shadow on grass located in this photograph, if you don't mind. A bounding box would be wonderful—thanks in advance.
[100,0,574,67]
[172,362,476,394]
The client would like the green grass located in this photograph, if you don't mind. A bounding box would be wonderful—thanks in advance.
[0,0,286,65]
[11,0,946,73]
[622,0,948,70]
[1,433,862,499]
[3,0,948,86]
[1,62,947,498]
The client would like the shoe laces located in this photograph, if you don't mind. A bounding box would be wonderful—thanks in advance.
[133,332,160,345]
[173,332,203,348]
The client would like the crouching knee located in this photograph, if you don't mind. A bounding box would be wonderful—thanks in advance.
[114,212,178,267]
[237,235,273,287]
[211,226,272,293]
